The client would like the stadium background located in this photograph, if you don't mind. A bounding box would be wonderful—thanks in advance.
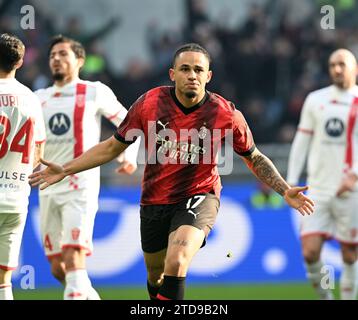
[1,0,358,299]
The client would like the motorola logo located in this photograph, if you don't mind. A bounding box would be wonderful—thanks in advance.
[49,113,71,135]
[325,118,344,137]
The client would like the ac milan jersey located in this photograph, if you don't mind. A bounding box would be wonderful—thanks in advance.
[115,86,255,205]
[287,85,358,195]
[0,78,46,214]
[36,79,128,195]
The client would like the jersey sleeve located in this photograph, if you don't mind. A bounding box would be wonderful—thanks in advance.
[286,93,315,185]
[95,82,128,126]
[32,94,46,144]
[114,94,145,145]
[297,93,315,134]
[232,109,256,156]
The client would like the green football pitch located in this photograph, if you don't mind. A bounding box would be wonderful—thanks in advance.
[13,282,341,300]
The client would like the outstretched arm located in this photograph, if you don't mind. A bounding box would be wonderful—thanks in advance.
[33,142,45,169]
[242,148,314,216]
[29,136,128,189]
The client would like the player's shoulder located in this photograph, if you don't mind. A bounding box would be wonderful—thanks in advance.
[146,86,170,99]
[11,80,41,105]
[83,80,109,90]
[134,86,169,106]
[305,85,333,101]
[12,79,35,96]
[207,91,236,112]
[34,85,53,99]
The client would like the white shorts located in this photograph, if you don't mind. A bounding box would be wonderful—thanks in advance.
[0,213,27,270]
[39,189,98,258]
[300,190,358,244]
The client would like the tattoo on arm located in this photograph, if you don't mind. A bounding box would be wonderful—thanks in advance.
[172,239,188,247]
[244,152,289,196]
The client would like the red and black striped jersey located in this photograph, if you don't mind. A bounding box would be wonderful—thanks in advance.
[115,86,255,205]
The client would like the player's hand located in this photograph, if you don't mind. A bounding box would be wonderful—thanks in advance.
[336,170,358,197]
[28,158,66,190]
[284,186,314,216]
[115,160,137,175]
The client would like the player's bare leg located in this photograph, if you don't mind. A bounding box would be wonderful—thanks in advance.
[302,235,334,300]
[0,269,13,300]
[340,243,358,300]
[49,255,66,284]
[62,247,99,300]
[156,225,205,300]
[143,248,166,300]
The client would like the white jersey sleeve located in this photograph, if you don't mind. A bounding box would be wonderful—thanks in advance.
[287,94,314,185]
[95,82,127,126]
[95,82,139,166]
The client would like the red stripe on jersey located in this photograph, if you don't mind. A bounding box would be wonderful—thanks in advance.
[298,128,314,135]
[0,264,16,271]
[107,111,120,120]
[73,83,87,157]
[344,97,358,170]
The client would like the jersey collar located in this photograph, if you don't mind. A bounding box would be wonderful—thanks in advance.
[170,87,209,115]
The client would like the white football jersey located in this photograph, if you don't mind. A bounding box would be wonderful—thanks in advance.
[287,85,358,195]
[36,79,128,195]
[0,78,46,214]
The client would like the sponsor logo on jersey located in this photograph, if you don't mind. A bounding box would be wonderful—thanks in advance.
[157,120,169,130]
[198,125,208,139]
[325,118,344,137]
[49,113,71,135]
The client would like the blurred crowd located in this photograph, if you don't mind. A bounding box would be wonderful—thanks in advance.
[1,0,358,143]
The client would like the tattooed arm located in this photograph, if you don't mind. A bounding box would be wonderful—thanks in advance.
[242,148,314,215]
[242,148,289,196]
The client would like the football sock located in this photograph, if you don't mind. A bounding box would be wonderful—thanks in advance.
[305,260,334,300]
[340,262,358,300]
[157,275,186,300]
[64,269,89,300]
[147,280,160,300]
[0,284,13,300]
[87,285,101,300]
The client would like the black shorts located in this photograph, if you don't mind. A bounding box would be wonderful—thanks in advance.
[140,193,220,253]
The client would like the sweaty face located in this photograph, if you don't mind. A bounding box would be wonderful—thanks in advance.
[49,42,82,82]
[329,51,357,89]
[170,51,211,100]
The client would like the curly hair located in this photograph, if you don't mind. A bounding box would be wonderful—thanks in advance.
[0,33,25,73]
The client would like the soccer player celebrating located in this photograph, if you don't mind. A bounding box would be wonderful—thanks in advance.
[34,35,139,300]
[30,43,314,300]
[0,33,46,300]
[287,49,358,300]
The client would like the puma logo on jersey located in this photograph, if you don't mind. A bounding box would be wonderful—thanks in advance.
[157,120,169,130]
[188,209,200,219]
[49,113,71,135]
